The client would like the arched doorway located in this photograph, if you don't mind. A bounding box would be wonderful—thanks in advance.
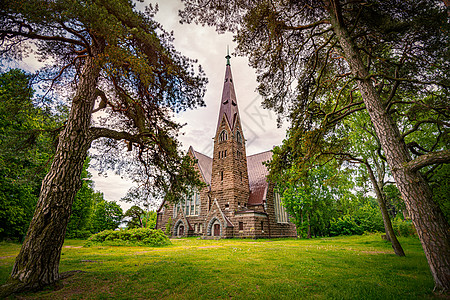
[213,224,220,236]
[207,217,222,237]
[173,219,186,237]
[178,225,184,236]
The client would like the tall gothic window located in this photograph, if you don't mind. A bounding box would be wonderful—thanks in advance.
[184,190,200,216]
[236,130,242,144]
[173,202,181,218]
[274,192,289,224]
[219,130,228,142]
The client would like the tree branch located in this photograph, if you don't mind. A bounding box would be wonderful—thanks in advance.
[404,149,450,172]
[0,29,87,48]
[283,19,331,31]
[89,127,141,143]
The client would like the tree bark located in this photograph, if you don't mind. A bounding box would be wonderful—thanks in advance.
[365,162,405,256]
[6,49,102,291]
[326,0,450,292]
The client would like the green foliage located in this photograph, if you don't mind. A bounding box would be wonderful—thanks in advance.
[383,184,405,218]
[123,206,156,229]
[143,211,157,229]
[392,217,417,237]
[330,216,363,236]
[85,228,170,247]
[124,205,145,229]
[66,158,97,239]
[428,164,450,224]
[329,199,384,236]
[354,199,385,233]
[91,200,123,232]
[165,217,172,236]
[0,69,61,241]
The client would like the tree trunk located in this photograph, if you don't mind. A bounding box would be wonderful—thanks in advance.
[6,52,101,291]
[307,213,311,239]
[365,162,405,256]
[327,1,450,292]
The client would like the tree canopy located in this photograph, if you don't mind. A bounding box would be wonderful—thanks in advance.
[0,0,207,294]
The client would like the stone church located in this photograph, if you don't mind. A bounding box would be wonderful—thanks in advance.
[155,54,296,238]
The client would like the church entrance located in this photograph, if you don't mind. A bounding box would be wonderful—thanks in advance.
[213,224,220,236]
[178,225,184,236]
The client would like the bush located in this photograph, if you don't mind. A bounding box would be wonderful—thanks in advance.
[85,228,171,247]
[392,217,416,237]
[66,229,92,239]
[329,215,364,236]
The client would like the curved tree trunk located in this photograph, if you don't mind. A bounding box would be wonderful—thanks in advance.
[326,1,450,292]
[5,52,102,292]
[365,162,405,256]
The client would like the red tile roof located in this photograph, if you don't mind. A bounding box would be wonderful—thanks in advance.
[247,151,272,205]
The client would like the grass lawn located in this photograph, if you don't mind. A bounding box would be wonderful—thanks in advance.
[0,234,438,299]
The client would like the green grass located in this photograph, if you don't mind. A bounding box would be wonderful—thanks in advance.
[0,235,437,299]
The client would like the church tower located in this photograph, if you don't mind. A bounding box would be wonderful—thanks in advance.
[210,51,250,218]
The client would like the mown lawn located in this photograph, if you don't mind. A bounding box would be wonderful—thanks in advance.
[0,235,437,299]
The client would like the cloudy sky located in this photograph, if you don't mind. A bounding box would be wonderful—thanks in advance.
[12,0,289,211]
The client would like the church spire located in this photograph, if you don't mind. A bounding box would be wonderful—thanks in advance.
[216,50,240,132]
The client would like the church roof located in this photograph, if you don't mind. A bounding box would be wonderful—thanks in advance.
[216,57,240,131]
[190,147,213,185]
[247,150,272,205]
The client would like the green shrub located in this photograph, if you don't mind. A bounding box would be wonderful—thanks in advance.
[85,228,171,247]
[392,217,416,237]
[66,229,92,239]
[329,215,364,236]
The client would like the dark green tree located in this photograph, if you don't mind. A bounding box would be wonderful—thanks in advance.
[0,0,207,294]
[65,158,96,239]
[0,69,61,241]
[180,0,449,291]
[91,200,123,232]
[124,205,145,229]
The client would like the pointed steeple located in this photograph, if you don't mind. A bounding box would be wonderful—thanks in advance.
[217,50,240,132]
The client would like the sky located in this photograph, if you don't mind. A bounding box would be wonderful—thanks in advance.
[10,0,289,211]
[91,0,289,211]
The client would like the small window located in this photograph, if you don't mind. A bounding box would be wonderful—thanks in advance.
[225,203,229,209]
[194,224,198,232]
[239,222,243,231]
[220,171,224,181]
[199,224,203,233]
[219,130,228,142]
[240,171,242,182]
[236,131,242,144]
[224,150,227,157]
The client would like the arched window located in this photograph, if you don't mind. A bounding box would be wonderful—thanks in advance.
[184,190,200,216]
[219,130,228,142]
[274,192,289,224]
[236,131,242,144]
